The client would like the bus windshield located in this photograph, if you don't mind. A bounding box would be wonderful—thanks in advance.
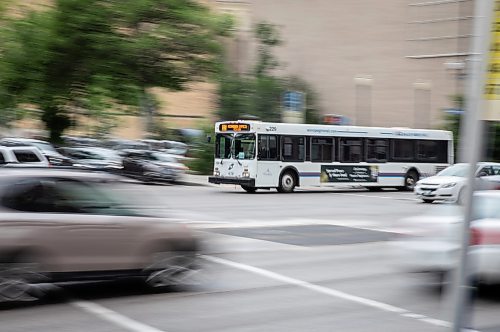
[215,133,256,160]
[234,133,256,160]
[216,134,232,159]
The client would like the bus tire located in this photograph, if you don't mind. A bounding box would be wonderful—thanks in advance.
[400,170,419,191]
[277,171,296,193]
[241,185,257,193]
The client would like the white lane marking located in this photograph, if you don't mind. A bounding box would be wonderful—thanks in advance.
[71,300,166,332]
[338,193,419,201]
[202,255,451,329]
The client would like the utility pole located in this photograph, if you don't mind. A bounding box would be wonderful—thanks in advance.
[450,1,494,331]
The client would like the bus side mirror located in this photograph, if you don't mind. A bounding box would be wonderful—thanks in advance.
[206,135,212,143]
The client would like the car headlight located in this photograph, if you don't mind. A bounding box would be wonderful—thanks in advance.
[441,182,457,188]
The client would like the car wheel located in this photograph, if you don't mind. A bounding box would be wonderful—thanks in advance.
[241,185,257,193]
[0,255,46,302]
[277,171,296,193]
[422,199,434,203]
[400,171,418,191]
[144,250,199,290]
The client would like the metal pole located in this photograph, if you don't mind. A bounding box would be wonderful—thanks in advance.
[451,1,494,331]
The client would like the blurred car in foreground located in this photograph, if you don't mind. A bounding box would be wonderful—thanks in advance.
[122,150,187,183]
[415,162,500,203]
[0,143,49,167]
[0,169,199,302]
[0,138,72,167]
[395,190,500,285]
[59,146,123,172]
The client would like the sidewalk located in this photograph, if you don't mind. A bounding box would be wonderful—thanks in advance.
[181,173,213,187]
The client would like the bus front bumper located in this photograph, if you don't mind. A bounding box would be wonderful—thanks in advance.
[208,176,255,187]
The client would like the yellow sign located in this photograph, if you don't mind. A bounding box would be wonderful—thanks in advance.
[484,0,500,120]
[219,123,250,132]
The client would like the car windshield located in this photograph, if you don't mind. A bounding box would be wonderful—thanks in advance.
[437,164,469,177]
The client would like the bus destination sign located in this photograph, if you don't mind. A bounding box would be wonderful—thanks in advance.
[219,123,250,132]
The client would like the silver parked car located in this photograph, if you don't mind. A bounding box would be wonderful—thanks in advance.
[0,169,200,302]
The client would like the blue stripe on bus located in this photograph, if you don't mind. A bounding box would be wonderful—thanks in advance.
[378,173,405,177]
[300,172,321,177]
[335,131,368,134]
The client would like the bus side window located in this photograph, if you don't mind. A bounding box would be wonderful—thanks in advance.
[282,136,305,162]
[258,135,278,160]
[391,139,415,161]
[366,139,388,163]
[340,138,362,163]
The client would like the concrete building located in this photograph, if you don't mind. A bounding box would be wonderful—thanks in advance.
[210,0,475,129]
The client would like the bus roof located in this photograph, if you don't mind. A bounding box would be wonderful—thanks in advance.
[215,120,452,140]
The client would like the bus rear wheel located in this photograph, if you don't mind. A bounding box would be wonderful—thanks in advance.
[241,185,257,193]
[277,171,296,193]
[400,171,418,191]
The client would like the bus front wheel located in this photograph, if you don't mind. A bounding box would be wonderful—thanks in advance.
[241,185,257,193]
[277,171,296,193]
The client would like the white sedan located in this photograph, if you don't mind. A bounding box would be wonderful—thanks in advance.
[414,162,500,203]
[395,190,500,285]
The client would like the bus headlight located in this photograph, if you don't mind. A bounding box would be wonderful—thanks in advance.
[242,167,250,178]
[214,167,220,176]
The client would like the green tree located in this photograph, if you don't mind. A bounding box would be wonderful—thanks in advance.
[187,123,214,175]
[217,21,321,124]
[217,21,283,122]
[0,0,229,142]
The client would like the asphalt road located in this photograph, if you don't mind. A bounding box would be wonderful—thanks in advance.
[2,182,500,332]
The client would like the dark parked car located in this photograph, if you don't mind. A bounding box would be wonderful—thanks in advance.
[59,147,123,172]
[121,150,187,183]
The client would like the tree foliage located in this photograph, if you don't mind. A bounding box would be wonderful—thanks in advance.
[216,21,321,124]
[0,0,229,142]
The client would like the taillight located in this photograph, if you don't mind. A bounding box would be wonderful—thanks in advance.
[470,227,481,246]
[470,228,500,245]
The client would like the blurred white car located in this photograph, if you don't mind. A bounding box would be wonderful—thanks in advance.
[414,162,500,203]
[0,144,49,167]
[395,190,500,284]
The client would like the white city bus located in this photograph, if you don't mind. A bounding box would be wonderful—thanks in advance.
[208,121,453,193]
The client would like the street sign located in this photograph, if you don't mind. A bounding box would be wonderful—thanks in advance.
[283,91,304,112]
[282,90,305,123]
